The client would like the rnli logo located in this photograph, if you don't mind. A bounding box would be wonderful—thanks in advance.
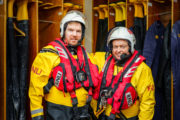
[31,66,42,75]
[126,92,133,107]
[55,47,68,59]
[55,71,62,87]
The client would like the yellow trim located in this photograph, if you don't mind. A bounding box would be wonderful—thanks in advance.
[7,0,15,18]
[93,7,105,19]
[99,5,108,18]
[134,3,144,18]
[31,112,44,118]
[17,0,28,21]
[109,3,123,22]
[117,2,126,21]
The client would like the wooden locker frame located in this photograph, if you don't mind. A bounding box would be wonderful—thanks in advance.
[0,1,7,120]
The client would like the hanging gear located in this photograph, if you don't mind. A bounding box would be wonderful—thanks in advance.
[16,1,29,120]
[95,50,145,120]
[94,5,108,52]
[172,20,180,120]
[143,20,167,120]
[43,38,99,120]
[107,27,136,54]
[7,0,19,119]
[132,3,144,54]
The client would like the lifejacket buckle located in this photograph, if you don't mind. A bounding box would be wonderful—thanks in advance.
[100,89,112,98]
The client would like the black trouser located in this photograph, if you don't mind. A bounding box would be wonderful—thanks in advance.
[98,114,138,120]
[45,101,91,120]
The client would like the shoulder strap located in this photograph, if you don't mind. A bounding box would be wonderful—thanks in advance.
[81,47,93,87]
[97,56,113,110]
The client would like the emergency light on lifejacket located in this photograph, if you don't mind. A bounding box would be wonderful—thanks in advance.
[109,3,123,23]
[63,3,74,16]
[117,2,126,22]
[93,6,105,19]
[99,4,108,18]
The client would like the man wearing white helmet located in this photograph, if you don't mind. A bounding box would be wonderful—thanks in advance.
[91,27,155,120]
[29,10,99,120]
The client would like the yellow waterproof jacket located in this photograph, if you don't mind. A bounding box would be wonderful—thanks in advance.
[90,52,155,120]
[29,45,95,118]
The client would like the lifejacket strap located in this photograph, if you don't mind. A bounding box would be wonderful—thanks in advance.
[43,78,54,94]
[70,91,78,107]
[86,87,93,104]
[81,47,93,87]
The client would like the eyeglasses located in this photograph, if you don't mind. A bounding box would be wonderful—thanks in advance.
[112,45,129,50]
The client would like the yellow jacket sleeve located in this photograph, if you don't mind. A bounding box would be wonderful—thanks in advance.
[29,45,59,118]
[134,62,155,120]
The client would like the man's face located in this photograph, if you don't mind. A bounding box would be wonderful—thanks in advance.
[112,39,130,60]
[64,22,82,46]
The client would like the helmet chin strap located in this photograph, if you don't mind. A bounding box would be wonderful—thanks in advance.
[115,53,132,66]
[64,38,82,47]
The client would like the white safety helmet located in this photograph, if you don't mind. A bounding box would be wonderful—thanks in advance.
[107,27,136,53]
[60,10,86,37]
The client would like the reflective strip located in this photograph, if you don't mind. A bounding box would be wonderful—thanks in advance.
[31,109,43,115]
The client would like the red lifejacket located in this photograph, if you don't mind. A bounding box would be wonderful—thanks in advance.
[96,50,145,115]
[48,38,99,92]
